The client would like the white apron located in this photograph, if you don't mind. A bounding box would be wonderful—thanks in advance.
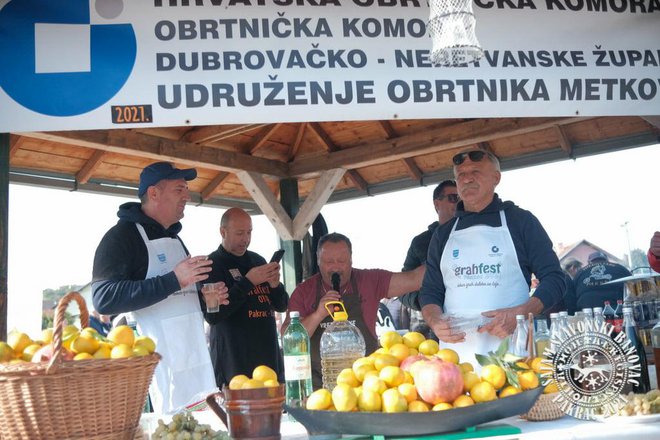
[440,211,529,367]
[132,224,216,414]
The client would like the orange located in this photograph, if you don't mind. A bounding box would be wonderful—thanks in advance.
[453,395,475,407]
[134,336,156,354]
[388,343,410,362]
[381,388,407,413]
[352,357,375,375]
[518,370,540,390]
[462,371,480,394]
[408,400,430,412]
[418,340,439,356]
[459,362,474,374]
[70,334,100,355]
[499,385,522,398]
[110,343,133,359]
[132,345,150,357]
[480,364,506,390]
[379,366,405,388]
[379,331,403,349]
[242,379,265,389]
[357,389,382,412]
[0,342,15,362]
[21,344,42,362]
[433,402,454,411]
[470,381,497,403]
[398,383,418,403]
[543,380,559,394]
[41,328,54,345]
[7,331,32,354]
[402,332,426,349]
[354,364,376,383]
[73,352,94,361]
[362,376,387,394]
[306,389,332,410]
[107,325,135,347]
[530,357,544,374]
[93,345,111,359]
[331,383,357,412]
[263,379,279,387]
[337,368,360,388]
[229,374,250,390]
[374,354,399,371]
[253,365,278,382]
[436,348,459,364]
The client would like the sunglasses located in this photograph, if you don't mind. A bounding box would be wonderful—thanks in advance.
[452,150,488,166]
[436,193,460,203]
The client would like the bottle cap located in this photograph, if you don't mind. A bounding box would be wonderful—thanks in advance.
[290,311,300,318]
[324,301,348,321]
[622,307,632,312]
[515,314,525,319]
[593,307,603,313]
[559,311,568,316]
[550,313,559,318]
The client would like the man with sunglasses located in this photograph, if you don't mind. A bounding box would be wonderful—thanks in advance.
[399,180,459,333]
[419,149,565,365]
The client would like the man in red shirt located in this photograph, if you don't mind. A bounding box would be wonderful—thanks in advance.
[648,231,660,273]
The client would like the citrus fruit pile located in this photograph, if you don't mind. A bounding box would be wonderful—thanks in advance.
[0,325,157,364]
[305,330,548,413]
[228,365,280,390]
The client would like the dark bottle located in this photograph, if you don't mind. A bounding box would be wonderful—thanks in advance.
[621,307,651,393]
[603,301,616,327]
[613,300,624,333]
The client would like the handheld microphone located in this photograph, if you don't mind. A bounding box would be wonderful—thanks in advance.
[331,272,340,292]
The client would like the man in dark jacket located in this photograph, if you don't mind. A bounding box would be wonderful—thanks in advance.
[573,251,631,310]
[419,149,564,364]
[205,208,289,387]
[92,162,227,413]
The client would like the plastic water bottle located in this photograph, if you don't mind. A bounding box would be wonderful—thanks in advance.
[534,319,550,357]
[282,311,313,406]
[593,307,605,332]
[319,299,366,391]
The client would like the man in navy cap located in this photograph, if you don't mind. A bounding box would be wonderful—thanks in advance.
[92,162,228,413]
[572,251,631,311]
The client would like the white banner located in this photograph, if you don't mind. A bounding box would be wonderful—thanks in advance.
[0,0,658,132]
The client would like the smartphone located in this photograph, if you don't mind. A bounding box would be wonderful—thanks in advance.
[270,249,285,263]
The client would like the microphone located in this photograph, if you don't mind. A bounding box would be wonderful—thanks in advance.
[331,272,340,292]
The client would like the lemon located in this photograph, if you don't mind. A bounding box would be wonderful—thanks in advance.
[515,361,530,370]
[418,339,439,356]
[530,357,544,374]
[381,388,407,413]
[0,342,15,362]
[41,328,54,344]
[352,357,375,375]
[470,381,497,403]
[70,334,100,355]
[132,346,150,357]
[306,389,332,410]
[110,343,133,359]
[21,343,42,362]
[403,371,414,384]
[354,364,376,382]
[228,374,250,390]
[242,379,265,389]
[107,325,135,347]
[263,379,279,387]
[134,336,156,354]
[409,348,419,356]
[374,353,399,371]
[433,402,454,411]
[518,370,539,390]
[397,383,418,403]
[362,375,387,394]
[543,380,559,394]
[480,364,506,390]
[388,343,410,362]
[357,389,382,412]
[499,385,522,398]
[363,370,380,382]
[62,325,81,350]
[7,331,32,354]
[379,365,405,388]
[331,383,357,412]
[253,365,278,382]
[402,332,426,349]
[336,368,360,388]
[93,345,111,359]
[379,331,403,349]
[459,362,474,373]
[453,395,475,407]
[408,400,430,412]
[462,371,481,394]
[436,348,459,364]
[74,352,94,361]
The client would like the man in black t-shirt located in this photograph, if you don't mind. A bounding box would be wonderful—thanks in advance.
[573,251,631,311]
[205,208,288,387]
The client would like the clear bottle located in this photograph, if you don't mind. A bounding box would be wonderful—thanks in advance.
[603,301,616,327]
[621,307,651,393]
[559,311,569,331]
[320,302,366,391]
[510,314,529,358]
[282,311,313,406]
[549,313,561,351]
[592,307,605,332]
[582,308,594,332]
[534,319,550,358]
[652,321,660,390]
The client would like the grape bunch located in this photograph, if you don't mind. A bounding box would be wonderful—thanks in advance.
[151,411,230,440]
[615,390,660,417]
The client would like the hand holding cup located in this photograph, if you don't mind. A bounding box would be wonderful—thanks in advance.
[201,282,229,313]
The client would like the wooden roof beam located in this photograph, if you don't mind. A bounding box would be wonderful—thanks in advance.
[288,123,306,162]
[237,171,293,241]
[183,123,269,144]
[641,116,660,131]
[292,169,345,240]
[379,121,422,181]
[554,125,574,158]
[290,117,593,178]
[308,122,368,192]
[247,123,282,154]
[8,134,23,160]
[201,171,231,201]
[22,129,289,178]
[76,150,107,184]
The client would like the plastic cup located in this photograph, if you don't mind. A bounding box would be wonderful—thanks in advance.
[202,283,221,313]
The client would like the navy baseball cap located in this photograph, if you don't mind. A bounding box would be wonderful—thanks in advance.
[138,162,197,197]
[588,251,608,263]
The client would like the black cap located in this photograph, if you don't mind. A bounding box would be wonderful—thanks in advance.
[588,251,608,263]
[138,162,197,197]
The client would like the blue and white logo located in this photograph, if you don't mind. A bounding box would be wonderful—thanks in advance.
[491,245,499,253]
[0,0,136,116]
[157,253,166,263]
[452,249,459,258]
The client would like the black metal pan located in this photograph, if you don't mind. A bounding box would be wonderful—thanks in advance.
[285,387,543,437]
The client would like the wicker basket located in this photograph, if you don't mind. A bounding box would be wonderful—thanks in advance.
[0,291,160,440]
[520,392,565,421]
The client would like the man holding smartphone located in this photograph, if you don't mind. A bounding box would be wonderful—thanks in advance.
[204,207,288,387]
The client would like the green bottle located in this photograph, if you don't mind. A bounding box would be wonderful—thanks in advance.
[282,311,313,406]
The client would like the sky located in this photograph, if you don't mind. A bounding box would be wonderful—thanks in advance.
[7,143,660,336]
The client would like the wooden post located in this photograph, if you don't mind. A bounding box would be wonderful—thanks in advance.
[278,178,302,295]
[0,133,9,340]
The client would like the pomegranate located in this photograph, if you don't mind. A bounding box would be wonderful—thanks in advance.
[399,354,428,372]
[31,344,74,363]
[412,357,464,405]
